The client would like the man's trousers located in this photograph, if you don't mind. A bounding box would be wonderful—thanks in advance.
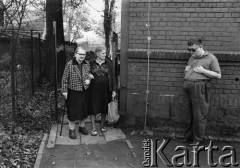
[182,80,211,141]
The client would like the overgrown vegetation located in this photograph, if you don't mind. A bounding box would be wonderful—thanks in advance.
[0,68,52,167]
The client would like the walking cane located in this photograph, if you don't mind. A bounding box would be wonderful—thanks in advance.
[60,99,67,136]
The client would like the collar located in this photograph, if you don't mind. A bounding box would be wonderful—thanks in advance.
[192,51,209,59]
[72,58,86,65]
[95,59,106,65]
[203,51,209,56]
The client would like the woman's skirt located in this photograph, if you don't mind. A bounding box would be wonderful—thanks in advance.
[66,89,89,121]
[89,75,110,115]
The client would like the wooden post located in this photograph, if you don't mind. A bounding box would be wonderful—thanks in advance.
[120,0,130,116]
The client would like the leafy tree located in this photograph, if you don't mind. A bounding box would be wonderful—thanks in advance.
[63,0,95,42]
[1,0,29,30]
[63,0,120,54]
[0,0,4,26]
[0,0,34,133]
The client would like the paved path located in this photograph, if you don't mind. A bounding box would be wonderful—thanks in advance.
[53,120,127,145]
[37,122,141,168]
[36,120,240,168]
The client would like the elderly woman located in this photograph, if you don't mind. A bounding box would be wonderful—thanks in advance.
[89,46,116,136]
[61,46,93,139]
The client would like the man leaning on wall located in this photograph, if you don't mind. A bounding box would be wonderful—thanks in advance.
[178,38,221,146]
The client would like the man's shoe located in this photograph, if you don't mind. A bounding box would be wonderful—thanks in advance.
[189,141,200,146]
[69,129,76,139]
[79,127,88,135]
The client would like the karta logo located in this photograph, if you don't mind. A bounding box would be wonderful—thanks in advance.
[142,139,239,167]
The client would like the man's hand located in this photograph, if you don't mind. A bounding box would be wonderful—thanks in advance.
[193,65,205,73]
[62,92,68,99]
[185,65,191,72]
[193,65,221,79]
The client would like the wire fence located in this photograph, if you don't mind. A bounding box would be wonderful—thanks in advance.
[0,29,78,127]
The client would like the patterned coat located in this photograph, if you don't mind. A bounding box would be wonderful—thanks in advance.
[61,58,91,93]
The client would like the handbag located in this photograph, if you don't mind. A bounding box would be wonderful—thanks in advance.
[107,98,120,124]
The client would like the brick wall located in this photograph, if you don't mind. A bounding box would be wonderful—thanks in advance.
[124,0,240,137]
[129,0,240,52]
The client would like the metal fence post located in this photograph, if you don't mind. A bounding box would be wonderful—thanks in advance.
[11,32,16,133]
[31,30,34,96]
[38,33,42,84]
[53,21,58,122]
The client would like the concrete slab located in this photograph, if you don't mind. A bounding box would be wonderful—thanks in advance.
[52,160,75,168]
[104,128,126,142]
[52,120,126,146]
[38,127,143,168]
[81,123,106,145]
[81,134,106,145]
[47,124,58,148]
[55,123,80,145]
[34,134,48,168]
[56,136,80,145]
[75,160,119,168]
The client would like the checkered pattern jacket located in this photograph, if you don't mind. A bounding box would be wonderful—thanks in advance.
[61,59,91,93]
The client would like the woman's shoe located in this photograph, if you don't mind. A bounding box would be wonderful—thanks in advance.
[91,130,98,136]
[69,129,76,139]
[101,127,107,133]
[79,127,88,135]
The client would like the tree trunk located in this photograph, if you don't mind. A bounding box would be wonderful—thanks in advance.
[0,0,4,27]
[104,0,115,58]
[46,0,66,85]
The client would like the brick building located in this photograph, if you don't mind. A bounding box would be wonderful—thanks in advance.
[120,0,240,137]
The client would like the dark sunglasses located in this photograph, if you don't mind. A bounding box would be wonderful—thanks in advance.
[187,48,197,52]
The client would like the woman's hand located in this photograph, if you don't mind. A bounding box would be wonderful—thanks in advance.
[84,79,91,85]
[112,91,117,99]
[89,73,94,79]
[62,92,68,99]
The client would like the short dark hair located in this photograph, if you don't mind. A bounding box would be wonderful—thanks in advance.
[187,38,202,46]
